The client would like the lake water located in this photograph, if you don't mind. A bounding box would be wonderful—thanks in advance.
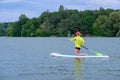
[0,37,120,80]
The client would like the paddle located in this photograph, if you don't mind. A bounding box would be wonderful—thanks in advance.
[82,46,103,56]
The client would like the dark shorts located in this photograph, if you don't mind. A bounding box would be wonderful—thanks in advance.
[75,47,80,50]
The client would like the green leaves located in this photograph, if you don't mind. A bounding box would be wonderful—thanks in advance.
[92,11,120,37]
[0,6,120,37]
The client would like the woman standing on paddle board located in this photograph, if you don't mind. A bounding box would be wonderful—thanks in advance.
[70,31,86,56]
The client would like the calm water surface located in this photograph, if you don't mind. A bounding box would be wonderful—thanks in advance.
[0,37,120,80]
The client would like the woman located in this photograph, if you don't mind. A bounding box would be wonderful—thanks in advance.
[70,31,86,56]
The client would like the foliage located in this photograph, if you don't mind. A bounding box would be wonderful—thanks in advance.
[0,5,120,37]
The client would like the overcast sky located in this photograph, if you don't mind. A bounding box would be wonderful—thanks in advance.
[0,0,120,22]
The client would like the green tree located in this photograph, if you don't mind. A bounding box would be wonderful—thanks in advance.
[0,26,5,36]
[58,5,64,12]
[80,10,97,35]
[107,11,120,36]
[6,26,14,36]
[92,15,108,36]
[12,14,29,36]
[21,19,36,37]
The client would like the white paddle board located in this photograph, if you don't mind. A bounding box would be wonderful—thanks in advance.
[50,52,109,58]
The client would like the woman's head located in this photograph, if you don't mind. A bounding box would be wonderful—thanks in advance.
[75,31,81,36]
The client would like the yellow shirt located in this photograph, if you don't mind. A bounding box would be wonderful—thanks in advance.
[70,36,85,48]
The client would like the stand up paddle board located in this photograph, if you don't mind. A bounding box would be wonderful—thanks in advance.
[50,52,109,58]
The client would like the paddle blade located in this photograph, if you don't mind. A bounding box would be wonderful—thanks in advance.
[94,52,103,56]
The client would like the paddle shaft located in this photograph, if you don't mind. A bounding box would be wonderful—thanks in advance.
[82,46,103,56]
[82,46,98,53]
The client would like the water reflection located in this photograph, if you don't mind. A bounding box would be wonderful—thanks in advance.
[74,58,82,80]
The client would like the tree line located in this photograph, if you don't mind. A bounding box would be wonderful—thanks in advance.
[0,5,120,37]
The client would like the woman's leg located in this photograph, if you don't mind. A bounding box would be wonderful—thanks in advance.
[75,48,80,56]
[75,48,87,56]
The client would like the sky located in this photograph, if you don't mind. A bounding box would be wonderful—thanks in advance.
[0,0,120,23]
